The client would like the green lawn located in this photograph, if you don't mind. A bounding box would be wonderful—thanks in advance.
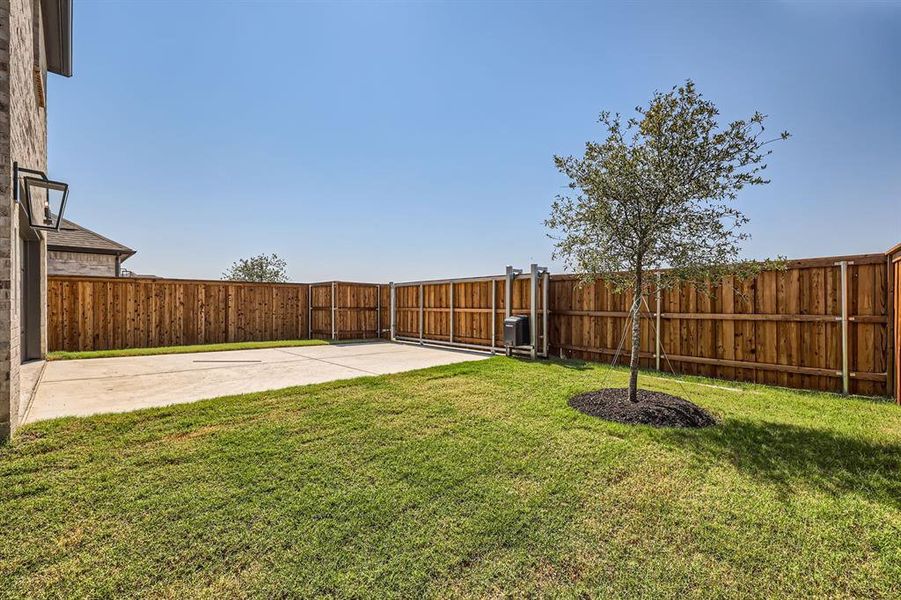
[1,358,898,598]
[46,339,330,360]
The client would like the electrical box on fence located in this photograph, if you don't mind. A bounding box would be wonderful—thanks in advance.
[504,315,530,347]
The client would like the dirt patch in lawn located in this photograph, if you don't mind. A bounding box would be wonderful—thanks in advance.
[569,388,716,428]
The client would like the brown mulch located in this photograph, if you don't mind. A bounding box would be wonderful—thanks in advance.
[568,388,717,428]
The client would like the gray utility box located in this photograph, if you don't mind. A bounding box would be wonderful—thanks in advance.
[504,315,530,347]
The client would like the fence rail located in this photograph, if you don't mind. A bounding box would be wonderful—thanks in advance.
[48,277,387,352]
[390,266,549,358]
[309,281,386,341]
[549,253,889,397]
[47,246,900,400]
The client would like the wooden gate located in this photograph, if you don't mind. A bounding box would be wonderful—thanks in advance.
[309,281,383,341]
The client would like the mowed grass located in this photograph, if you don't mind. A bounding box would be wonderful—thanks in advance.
[1,358,899,598]
[46,339,329,361]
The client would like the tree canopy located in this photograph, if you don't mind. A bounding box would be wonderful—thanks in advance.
[548,80,788,291]
[222,253,289,283]
[547,80,788,401]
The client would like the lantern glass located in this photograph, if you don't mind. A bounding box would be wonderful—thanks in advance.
[23,176,68,230]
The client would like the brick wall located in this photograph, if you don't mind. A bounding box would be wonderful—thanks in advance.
[48,251,118,277]
[0,0,48,439]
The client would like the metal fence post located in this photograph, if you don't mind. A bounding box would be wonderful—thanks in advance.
[419,283,424,345]
[838,260,850,395]
[505,266,514,356]
[655,273,662,371]
[530,263,538,360]
[505,266,514,319]
[490,279,497,354]
[331,281,337,341]
[542,269,549,358]
[449,282,454,344]
[376,284,381,340]
[389,282,396,342]
[307,283,312,340]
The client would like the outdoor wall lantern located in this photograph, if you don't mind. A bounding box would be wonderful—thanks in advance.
[12,162,69,231]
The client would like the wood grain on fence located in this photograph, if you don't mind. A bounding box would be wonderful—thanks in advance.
[48,277,383,351]
[392,276,547,349]
[309,281,383,340]
[390,254,891,396]
[889,244,901,403]
[550,253,889,396]
[48,249,897,398]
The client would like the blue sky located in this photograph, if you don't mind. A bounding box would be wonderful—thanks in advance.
[48,1,900,281]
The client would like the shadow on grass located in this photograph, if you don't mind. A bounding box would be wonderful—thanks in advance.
[544,358,598,372]
[660,419,901,508]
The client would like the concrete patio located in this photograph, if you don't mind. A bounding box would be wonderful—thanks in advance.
[23,341,487,423]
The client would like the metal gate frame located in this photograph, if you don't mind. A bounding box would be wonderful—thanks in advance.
[388,264,549,358]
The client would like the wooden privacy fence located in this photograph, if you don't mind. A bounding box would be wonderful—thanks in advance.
[890,243,901,403]
[308,281,389,341]
[384,253,891,397]
[48,246,900,400]
[48,277,388,352]
[549,253,890,398]
[390,265,550,357]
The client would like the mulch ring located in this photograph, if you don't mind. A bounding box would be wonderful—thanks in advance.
[568,388,717,428]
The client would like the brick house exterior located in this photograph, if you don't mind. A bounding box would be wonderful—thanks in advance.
[47,217,135,277]
[0,0,71,439]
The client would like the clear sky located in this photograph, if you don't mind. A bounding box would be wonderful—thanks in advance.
[48,1,900,282]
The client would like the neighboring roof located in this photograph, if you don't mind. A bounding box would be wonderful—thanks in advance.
[41,0,73,77]
[46,218,135,260]
[121,271,160,278]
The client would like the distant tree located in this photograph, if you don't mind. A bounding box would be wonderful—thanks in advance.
[547,80,788,402]
[222,253,289,283]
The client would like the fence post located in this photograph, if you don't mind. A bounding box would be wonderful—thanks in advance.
[505,266,514,357]
[889,249,898,404]
[837,260,850,395]
[331,282,337,341]
[490,278,497,354]
[308,284,312,340]
[389,282,396,342]
[530,263,539,360]
[449,281,454,344]
[655,273,662,371]
[376,284,381,340]
[542,269,550,358]
[419,283,424,345]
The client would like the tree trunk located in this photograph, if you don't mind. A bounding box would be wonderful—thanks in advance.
[628,268,643,403]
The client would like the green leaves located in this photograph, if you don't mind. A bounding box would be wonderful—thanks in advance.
[222,253,290,283]
[546,79,790,292]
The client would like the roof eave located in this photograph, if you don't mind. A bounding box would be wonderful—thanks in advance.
[48,244,135,258]
[42,0,73,77]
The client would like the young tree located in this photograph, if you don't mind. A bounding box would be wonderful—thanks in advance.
[547,81,788,402]
[222,253,289,283]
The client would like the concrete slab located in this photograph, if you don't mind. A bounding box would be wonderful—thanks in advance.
[24,341,487,423]
[18,360,45,422]
[39,348,306,382]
